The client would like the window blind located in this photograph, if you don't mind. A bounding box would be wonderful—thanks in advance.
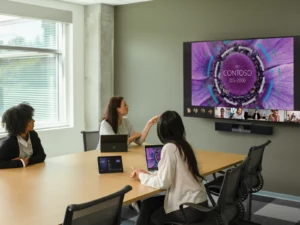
[0,16,65,129]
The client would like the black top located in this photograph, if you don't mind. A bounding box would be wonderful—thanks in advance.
[252,113,261,120]
[0,130,46,169]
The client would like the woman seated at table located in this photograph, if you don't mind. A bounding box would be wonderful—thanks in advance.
[130,110,207,225]
[96,96,158,150]
[0,103,46,169]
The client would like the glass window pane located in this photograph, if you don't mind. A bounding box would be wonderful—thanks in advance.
[0,18,58,50]
[0,52,59,123]
[0,15,65,131]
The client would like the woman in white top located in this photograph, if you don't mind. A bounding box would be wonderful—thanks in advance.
[130,111,207,225]
[96,96,158,150]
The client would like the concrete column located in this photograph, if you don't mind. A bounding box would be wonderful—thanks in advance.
[84,4,114,131]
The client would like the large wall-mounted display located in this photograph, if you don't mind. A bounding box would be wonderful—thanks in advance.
[184,36,300,124]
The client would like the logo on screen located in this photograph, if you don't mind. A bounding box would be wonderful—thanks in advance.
[214,46,264,105]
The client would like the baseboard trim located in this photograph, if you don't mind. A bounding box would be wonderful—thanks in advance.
[254,191,300,202]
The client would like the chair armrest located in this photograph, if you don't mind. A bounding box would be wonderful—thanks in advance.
[205,186,217,207]
[179,202,216,223]
[205,184,221,191]
[212,171,226,179]
[205,183,221,206]
[206,176,224,191]
[180,202,213,213]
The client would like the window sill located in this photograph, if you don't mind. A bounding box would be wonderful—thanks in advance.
[0,123,72,137]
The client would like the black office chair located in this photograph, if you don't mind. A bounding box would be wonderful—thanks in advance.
[206,140,271,221]
[165,157,258,225]
[62,185,132,225]
[81,131,99,151]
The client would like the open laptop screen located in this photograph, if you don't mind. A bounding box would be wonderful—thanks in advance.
[145,145,163,171]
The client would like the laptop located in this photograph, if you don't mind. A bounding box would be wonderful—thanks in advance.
[100,135,128,152]
[144,145,163,171]
[97,156,123,174]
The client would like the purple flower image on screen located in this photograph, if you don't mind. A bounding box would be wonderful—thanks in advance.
[146,147,162,169]
[191,37,294,110]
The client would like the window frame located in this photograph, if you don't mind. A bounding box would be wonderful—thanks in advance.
[0,18,68,134]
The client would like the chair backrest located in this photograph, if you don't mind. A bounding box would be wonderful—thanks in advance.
[81,131,99,151]
[216,157,250,224]
[247,140,271,192]
[63,185,132,225]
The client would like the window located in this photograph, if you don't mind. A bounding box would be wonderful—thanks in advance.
[0,15,66,131]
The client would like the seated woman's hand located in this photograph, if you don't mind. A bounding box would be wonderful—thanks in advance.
[130,167,150,179]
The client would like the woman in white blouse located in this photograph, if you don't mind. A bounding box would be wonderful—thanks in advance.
[96,96,158,150]
[130,110,207,225]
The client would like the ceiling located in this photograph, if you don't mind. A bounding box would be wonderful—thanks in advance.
[55,0,152,5]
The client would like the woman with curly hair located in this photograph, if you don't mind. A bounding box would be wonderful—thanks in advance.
[0,103,46,169]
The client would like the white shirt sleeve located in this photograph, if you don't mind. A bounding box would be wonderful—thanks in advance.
[138,145,176,189]
[150,171,158,175]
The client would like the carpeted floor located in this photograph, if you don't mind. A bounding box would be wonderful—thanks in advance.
[121,194,300,225]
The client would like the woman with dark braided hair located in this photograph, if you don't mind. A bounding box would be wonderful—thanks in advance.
[130,111,207,225]
[0,103,46,169]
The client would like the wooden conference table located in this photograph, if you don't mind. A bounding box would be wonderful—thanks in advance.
[0,145,245,225]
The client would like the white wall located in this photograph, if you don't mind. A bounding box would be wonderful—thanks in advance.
[2,0,85,157]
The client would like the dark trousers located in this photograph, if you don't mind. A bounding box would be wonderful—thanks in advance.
[135,195,208,225]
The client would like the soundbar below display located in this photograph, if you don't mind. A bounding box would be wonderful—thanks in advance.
[215,122,273,135]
